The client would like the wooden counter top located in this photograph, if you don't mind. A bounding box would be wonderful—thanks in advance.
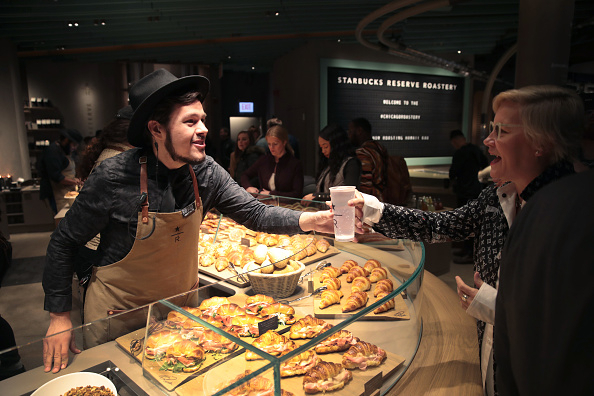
[387,270,482,395]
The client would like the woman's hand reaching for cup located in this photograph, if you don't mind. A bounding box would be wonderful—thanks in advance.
[347,190,365,234]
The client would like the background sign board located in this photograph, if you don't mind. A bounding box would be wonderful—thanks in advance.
[324,62,468,164]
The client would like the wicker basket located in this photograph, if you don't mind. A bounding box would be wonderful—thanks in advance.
[247,261,305,298]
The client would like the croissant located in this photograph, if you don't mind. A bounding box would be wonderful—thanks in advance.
[341,341,387,370]
[180,314,223,331]
[319,290,343,309]
[319,266,342,282]
[321,277,341,290]
[216,303,246,317]
[215,256,229,272]
[340,259,358,274]
[363,259,382,272]
[200,329,238,353]
[374,279,394,297]
[166,306,202,328]
[289,315,333,339]
[342,291,368,313]
[369,267,388,282]
[259,303,296,324]
[246,330,297,360]
[230,314,264,337]
[264,235,279,247]
[374,292,395,314]
[315,238,331,253]
[215,242,233,258]
[345,266,370,282]
[277,235,291,247]
[305,242,317,257]
[303,361,352,394]
[255,232,268,244]
[199,254,215,267]
[314,329,358,353]
[280,349,319,377]
[198,297,230,314]
[226,251,242,266]
[246,294,276,306]
[351,276,371,293]
[165,338,205,362]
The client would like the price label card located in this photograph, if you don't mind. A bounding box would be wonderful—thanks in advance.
[307,280,314,294]
[258,316,279,335]
[363,372,383,396]
[240,238,251,247]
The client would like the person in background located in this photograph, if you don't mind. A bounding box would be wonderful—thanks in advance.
[38,128,83,214]
[495,169,594,396]
[348,117,389,201]
[256,117,301,158]
[228,129,265,186]
[302,123,361,205]
[348,85,584,396]
[42,69,333,373]
[73,106,135,302]
[76,105,134,181]
[0,231,25,380]
[242,125,304,198]
[215,126,234,170]
[449,129,490,263]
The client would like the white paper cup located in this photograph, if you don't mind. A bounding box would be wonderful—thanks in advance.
[329,186,356,242]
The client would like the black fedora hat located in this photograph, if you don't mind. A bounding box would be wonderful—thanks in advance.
[116,105,134,120]
[127,68,210,147]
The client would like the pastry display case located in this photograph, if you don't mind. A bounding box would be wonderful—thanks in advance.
[0,210,425,395]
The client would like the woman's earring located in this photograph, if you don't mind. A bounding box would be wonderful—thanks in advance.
[535,150,540,156]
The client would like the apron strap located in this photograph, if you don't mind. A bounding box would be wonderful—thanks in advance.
[188,164,201,208]
[139,156,149,224]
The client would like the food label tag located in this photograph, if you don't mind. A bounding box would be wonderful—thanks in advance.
[240,238,250,246]
[307,280,314,293]
[258,316,278,335]
[363,372,383,396]
[326,238,334,246]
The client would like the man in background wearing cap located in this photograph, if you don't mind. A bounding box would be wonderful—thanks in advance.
[38,128,83,214]
[42,69,334,373]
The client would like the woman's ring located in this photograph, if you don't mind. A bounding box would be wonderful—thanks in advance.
[462,294,468,302]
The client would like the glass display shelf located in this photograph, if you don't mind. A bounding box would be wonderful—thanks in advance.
[0,203,424,395]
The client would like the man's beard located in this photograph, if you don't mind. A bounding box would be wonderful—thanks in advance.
[164,130,204,165]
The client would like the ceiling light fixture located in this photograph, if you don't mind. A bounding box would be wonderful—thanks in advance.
[101,20,106,25]
[457,50,462,54]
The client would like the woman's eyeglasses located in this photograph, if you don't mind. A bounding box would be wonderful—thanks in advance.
[489,121,522,140]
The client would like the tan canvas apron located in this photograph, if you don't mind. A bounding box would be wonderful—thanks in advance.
[51,153,76,212]
[83,160,202,347]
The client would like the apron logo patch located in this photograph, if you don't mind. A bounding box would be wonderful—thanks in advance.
[172,226,184,243]
[181,201,196,217]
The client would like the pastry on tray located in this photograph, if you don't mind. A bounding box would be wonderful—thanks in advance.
[342,291,369,313]
[341,340,387,370]
[303,361,353,394]
[245,330,297,360]
[318,290,343,309]
[289,315,333,339]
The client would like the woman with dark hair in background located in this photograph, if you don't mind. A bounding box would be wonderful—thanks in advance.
[241,125,303,198]
[76,106,134,181]
[228,130,264,186]
[302,124,361,205]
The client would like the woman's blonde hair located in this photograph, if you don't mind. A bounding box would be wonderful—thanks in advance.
[266,125,294,156]
[493,85,584,163]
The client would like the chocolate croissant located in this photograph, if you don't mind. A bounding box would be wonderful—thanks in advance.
[289,315,333,339]
[374,278,394,297]
[342,291,368,313]
[321,277,341,290]
[350,276,371,293]
[369,267,388,282]
[363,259,382,272]
[340,259,358,274]
[303,361,352,394]
[374,292,395,314]
[319,290,343,309]
[345,266,370,282]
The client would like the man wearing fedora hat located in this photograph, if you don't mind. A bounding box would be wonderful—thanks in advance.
[41,68,335,373]
[38,128,83,214]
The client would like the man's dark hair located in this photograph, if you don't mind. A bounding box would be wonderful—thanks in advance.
[141,90,204,146]
[351,118,372,134]
[449,129,465,140]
